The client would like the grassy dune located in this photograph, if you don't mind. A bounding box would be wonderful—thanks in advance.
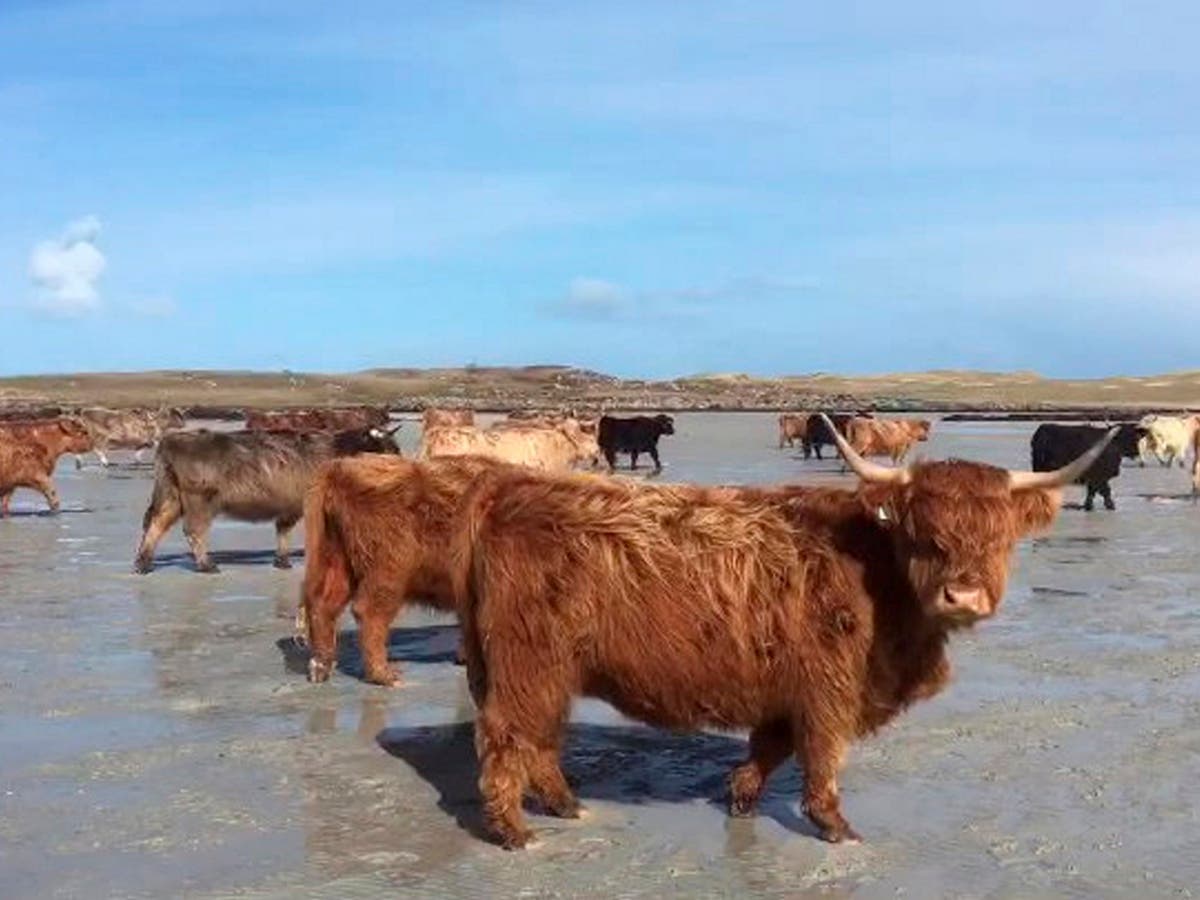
[2,366,1200,412]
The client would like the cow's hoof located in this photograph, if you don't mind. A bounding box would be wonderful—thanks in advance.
[195,562,220,574]
[133,558,153,575]
[364,666,402,688]
[816,822,862,844]
[495,827,535,851]
[308,658,334,684]
[729,795,758,818]
[454,644,467,666]
[273,555,292,570]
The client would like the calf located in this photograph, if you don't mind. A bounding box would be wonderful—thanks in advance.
[1031,422,1144,511]
[0,418,93,515]
[451,417,1113,849]
[597,414,675,473]
[778,413,807,449]
[134,425,399,573]
[301,454,506,686]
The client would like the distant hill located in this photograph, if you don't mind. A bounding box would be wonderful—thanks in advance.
[2,366,1200,414]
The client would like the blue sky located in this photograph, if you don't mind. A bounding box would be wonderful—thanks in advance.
[2,1,1198,378]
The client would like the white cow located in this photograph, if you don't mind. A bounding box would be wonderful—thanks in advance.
[1138,414,1199,468]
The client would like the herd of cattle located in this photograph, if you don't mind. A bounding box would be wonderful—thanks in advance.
[1,401,1198,849]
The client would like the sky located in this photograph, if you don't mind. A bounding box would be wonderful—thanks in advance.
[1,0,1198,378]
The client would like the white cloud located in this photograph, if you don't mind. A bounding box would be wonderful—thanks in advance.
[544,274,816,322]
[28,216,106,315]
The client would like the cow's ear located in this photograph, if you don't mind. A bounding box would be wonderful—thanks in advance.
[1011,487,1061,535]
[858,483,903,529]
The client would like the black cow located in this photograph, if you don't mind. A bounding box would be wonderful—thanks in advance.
[597,414,675,474]
[802,411,872,460]
[1030,423,1145,511]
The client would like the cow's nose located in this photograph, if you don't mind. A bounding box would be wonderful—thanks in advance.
[941,586,990,618]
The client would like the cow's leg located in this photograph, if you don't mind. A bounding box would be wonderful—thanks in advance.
[351,581,405,687]
[603,449,617,473]
[1083,483,1096,512]
[96,448,110,468]
[133,446,147,464]
[74,453,84,470]
[1,491,11,517]
[1100,482,1116,511]
[33,474,60,514]
[181,501,218,573]
[729,719,792,817]
[134,493,182,574]
[649,446,662,474]
[797,726,857,843]
[630,450,639,470]
[527,744,580,819]
[476,705,537,849]
[476,658,571,848]
[273,516,298,569]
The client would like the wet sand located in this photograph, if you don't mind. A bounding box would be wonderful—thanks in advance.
[2,413,1199,898]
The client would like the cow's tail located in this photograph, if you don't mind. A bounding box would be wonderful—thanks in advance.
[448,474,501,707]
[298,462,354,682]
[142,451,179,531]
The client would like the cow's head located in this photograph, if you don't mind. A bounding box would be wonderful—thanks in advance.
[824,415,1113,629]
[1112,423,1148,460]
[57,417,95,453]
[557,419,602,467]
[654,414,675,436]
[333,424,402,456]
[910,419,932,441]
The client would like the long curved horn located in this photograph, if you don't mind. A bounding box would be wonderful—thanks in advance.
[1008,427,1118,490]
[821,414,911,484]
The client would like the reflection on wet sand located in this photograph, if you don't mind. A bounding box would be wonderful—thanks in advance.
[3,416,1200,897]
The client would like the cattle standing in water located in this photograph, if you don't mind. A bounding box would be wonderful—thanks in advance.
[244,406,391,433]
[0,418,93,515]
[133,426,400,574]
[843,417,931,464]
[75,406,186,468]
[420,420,598,472]
[597,414,675,473]
[1030,423,1144,511]
[301,454,506,686]
[802,412,870,460]
[1138,415,1198,468]
[451,416,1114,849]
[778,414,807,449]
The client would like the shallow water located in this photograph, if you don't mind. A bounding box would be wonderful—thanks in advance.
[2,414,1199,898]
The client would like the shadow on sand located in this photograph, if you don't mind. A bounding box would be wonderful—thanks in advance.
[1,506,93,518]
[145,548,305,572]
[276,624,462,679]
[376,719,813,845]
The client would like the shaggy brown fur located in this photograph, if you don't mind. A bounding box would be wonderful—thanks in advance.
[422,408,476,429]
[844,417,932,463]
[75,406,186,467]
[420,421,598,471]
[778,413,807,448]
[244,406,391,433]
[0,418,93,515]
[133,427,399,574]
[301,454,507,686]
[450,461,1061,849]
